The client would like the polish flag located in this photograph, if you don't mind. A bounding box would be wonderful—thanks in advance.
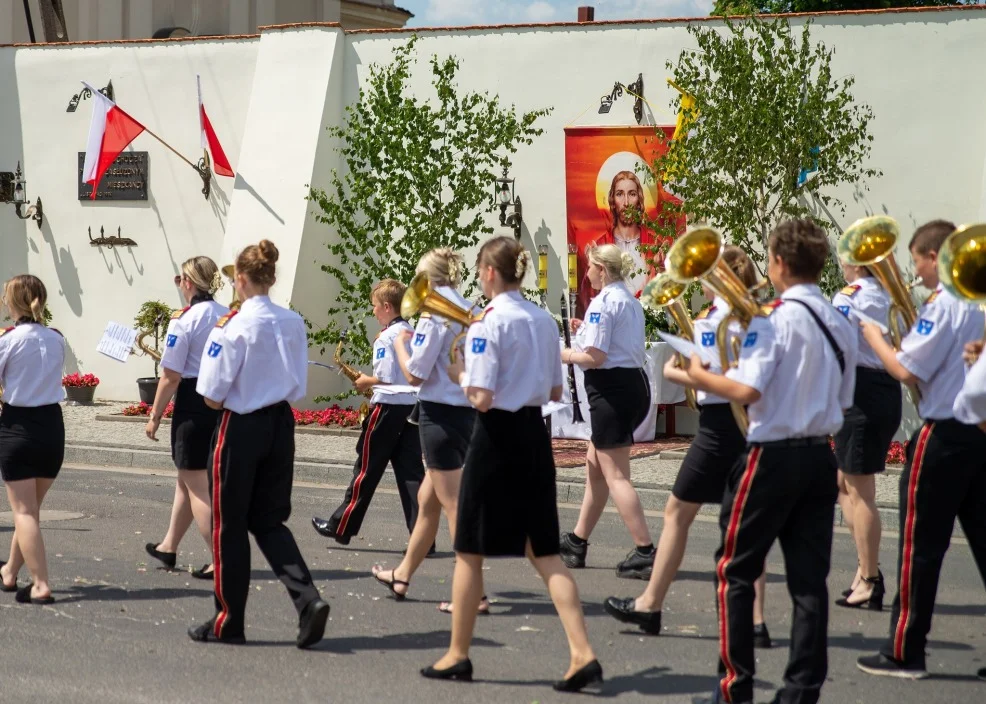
[81,83,146,201]
[198,76,234,177]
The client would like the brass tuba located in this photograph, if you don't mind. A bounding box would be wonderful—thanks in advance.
[221,265,241,311]
[334,329,370,424]
[938,222,986,356]
[642,273,697,411]
[837,215,917,350]
[665,226,762,435]
[401,272,479,364]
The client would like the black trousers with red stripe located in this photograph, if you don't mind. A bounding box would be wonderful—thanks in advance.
[880,419,986,667]
[325,403,424,538]
[715,442,837,704]
[208,402,320,639]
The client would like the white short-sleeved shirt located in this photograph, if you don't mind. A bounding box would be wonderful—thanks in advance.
[160,297,229,378]
[897,285,985,420]
[726,284,858,442]
[404,286,472,407]
[196,296,307,414]
[580,281,646,369]
[0,322,66,406]
[691,296,744,406]
[954,350,986,425]
[831,277,892,370]
[371,318,416,406]
[462,290,564,412]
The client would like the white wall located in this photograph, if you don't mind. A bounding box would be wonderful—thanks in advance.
[2,7,985,426]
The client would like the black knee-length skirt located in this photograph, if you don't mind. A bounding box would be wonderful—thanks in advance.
[454,406,560,557]
[672,403,746,504]
[833,367,902,476]
[584,367,650,449]
[171,378,221,470]
[0,403,64,481]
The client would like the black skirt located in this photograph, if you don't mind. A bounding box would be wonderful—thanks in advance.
[0,403,64,481]
[583,367,650,449]
[417,400,476,470]
[171,378,221,470]
[672,403,746,504]
[834,367,902,476]
[455,407,560,557]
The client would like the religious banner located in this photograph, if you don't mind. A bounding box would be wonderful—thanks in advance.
[564,125,684,316]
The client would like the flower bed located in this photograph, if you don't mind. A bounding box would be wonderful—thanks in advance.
[122,401,174,418]
[118,402,360,428]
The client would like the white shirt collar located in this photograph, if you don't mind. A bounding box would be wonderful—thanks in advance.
[781,283,824,300]
[239,295,271,314]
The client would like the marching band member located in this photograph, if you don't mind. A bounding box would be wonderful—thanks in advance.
[604,246,772,648]
[422,236,602,692]
[558,243,655,579]
[144,256,228,580]
[311,279,424,545]
[856,220,986,679]
[189,240,329,648]
[0,275,65,604]
[955,339,986,432]
[370,249,489,613]
[682,220,857,704]
[830,262,902,610]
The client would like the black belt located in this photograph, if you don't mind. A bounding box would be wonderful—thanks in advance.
[749,435,830,449]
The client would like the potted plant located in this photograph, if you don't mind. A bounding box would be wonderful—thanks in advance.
[63,372,99,405]
[133,300,173,404]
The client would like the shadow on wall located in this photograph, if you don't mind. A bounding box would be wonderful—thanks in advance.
[0,50,29,283]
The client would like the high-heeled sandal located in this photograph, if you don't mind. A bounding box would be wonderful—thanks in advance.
[371,565,409,601]
[553,659,603,692]
[835,570,884,611]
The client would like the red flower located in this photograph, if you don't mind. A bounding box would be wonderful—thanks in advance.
[63,372,100,388]
[121,401,173,418]
[119,402,359,428]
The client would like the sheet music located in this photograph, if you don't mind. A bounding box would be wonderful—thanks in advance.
[853,310,890,336]
[541,400,568,418]
[96,322,139,363]
[307,360,339,372]
[372,384,419,395]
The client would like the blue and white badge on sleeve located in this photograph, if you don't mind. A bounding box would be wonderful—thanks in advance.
[916,319,934,335]
[207,341,222,358]
[743,332,758,348]
[701,332,715,347]
[836,305,850,317]
[375,347,386,359]
[413,333,426,347]
[166,334,178,348]
[588,312,601,324]
[471,338,487,354]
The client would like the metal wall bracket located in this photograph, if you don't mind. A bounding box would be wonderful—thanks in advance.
[89,226,137,248]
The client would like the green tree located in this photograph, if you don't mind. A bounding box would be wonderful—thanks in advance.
[713,0,981,15]
[642,17,880,295]
[306,35,550,397]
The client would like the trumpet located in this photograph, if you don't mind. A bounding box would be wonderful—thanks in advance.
[665,226,762,435]
[334,329,370,424]
[642,274,697,411]
[938,222,986,361]
[400,272,479,364]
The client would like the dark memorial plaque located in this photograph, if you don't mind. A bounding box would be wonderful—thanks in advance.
[77,152,149,201]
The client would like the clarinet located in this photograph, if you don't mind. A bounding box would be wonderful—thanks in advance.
[560,294,585,423]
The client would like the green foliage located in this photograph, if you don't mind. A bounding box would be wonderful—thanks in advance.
[306,35,551,399]
[42,303,52,326]
[642,17,880,296]
[712,0,980,14]
[134,300,173,378]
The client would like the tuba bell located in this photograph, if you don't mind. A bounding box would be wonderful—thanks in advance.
[665,226,762,435]
[221,264,241,311]
[401,272,479,364]
[837,215,917,350]
[938,222,986,358]
[642,273,697,411]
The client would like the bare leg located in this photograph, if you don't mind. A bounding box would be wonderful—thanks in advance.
[179,470,214,569]
[753,569,767,625]
[844,473,881,603]
[374,472,442,597]
[157,478,194,553]
[837,470,861,591]
[6,478,56,599]
[636,496,701,611]
[528,544,597,678]
[3,479,55,589]
[430,552,485,669]
[593,445,651,546]
[572,443,609,540]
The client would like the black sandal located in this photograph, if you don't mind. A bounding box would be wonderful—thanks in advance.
[15,583,54,605]
[371,565,409,601]
[0,560,17,592]
[835,570,884,611]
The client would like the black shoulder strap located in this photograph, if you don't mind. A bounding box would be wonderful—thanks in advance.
[785,298,845,374]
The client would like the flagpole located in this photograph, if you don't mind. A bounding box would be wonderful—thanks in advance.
[138,124,200,172]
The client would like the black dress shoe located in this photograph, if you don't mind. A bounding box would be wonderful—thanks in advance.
[311,517,351,545]
[297,598,330,649]
[187,618,246,645]
[856,653,927,679]
[616,546,655,580]
[145,542,177,569]
[753,622,772,649]
[553,659,603,692]
[421,658,473,681]
[603,596,661,634]
[559,532,587,569]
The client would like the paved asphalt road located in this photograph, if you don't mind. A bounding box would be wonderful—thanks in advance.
[0,465,983,703]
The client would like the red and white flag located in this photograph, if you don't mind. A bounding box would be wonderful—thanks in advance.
[81,82,146,200]
[198,75,234,177]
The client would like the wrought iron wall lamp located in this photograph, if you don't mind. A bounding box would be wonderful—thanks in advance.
[0,162,43,229]
[495,166,523,240]
[598,73,645,124]
[67,80,113,112]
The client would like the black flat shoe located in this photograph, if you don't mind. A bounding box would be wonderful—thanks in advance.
[421,658,473,681]
[371,565,409,601]
[15,583,54,605]
[553,659,603,692]
[0,560,16,592]
[297,598,330,649]
[187,618,246,645]
[835,572,884,611]
[145,542,177,569]
[191,564,214,580]
[603,596,661,635]
[311,517,351,545]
